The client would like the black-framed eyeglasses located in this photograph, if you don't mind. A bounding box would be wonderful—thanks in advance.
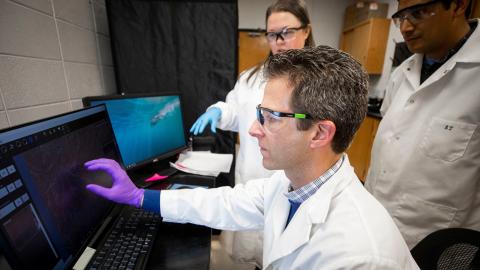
[265,26,306,43]
[256,104,312,132]
[392,0,440,28]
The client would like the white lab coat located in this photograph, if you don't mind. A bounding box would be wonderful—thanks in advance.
[160,156,419,270]
[211,66,274,185]
[210,66,275,265]
[365,20,480,249]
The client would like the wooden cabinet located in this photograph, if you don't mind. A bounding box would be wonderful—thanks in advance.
[471,0,480,18]
[346,115,381,182]
[340,18,391,74]
[238,30,270,75]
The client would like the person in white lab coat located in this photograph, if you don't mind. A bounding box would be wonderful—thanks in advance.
[85,46,419,270]
[365,0,480,249]
[189,0,315,266]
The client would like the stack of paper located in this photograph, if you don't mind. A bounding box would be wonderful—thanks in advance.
[170,151,233,177]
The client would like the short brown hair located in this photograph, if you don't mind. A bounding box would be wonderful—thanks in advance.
[264,46,369,153]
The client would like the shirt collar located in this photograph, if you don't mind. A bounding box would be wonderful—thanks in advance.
[284,155,344,203]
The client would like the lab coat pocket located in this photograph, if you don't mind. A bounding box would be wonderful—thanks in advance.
[420,117,477,162]
[393,194,457,248]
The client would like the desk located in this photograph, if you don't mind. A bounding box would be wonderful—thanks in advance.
[147,222,211,270]
[138,172,216,270]
[147,173,216,190]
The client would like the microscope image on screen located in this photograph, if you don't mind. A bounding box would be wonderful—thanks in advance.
[13,121,117,258]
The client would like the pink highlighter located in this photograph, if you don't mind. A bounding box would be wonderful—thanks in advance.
[145,173,169,182]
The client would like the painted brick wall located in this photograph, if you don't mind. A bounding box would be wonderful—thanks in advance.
[0,0,116,129]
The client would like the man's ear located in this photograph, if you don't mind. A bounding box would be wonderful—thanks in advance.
[310,120,336,149]
[452,0,469,17]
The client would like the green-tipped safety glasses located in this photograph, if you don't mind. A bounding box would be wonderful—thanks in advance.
[256,104,312,132]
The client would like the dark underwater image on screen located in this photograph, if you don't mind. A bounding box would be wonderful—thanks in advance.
[91,96,186,168]
[13,120,117,260]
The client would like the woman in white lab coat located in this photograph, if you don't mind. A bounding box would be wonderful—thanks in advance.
[189,0,315,266]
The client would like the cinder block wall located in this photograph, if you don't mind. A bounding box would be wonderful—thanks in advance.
[0,0,116,129]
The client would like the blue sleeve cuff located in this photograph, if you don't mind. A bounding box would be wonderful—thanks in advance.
[142,189,161,215]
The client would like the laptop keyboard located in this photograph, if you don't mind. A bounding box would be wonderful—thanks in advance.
[87,207,161,270]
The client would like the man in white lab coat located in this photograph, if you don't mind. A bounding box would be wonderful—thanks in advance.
[85,46,419,269]
[365,0,480,249]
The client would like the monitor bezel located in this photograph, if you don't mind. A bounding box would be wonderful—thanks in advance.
[0,104,120,270]
[82,92,189,170]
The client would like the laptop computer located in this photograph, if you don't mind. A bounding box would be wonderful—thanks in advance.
[0,105,156,270]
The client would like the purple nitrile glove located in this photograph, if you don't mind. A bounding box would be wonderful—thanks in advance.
[85,158,144,208]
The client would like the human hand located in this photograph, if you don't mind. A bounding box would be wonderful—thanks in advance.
[189,107,222,135]
[85,158,144,208]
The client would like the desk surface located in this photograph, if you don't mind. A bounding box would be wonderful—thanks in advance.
[140,172,215,270]
[147,222,211,270]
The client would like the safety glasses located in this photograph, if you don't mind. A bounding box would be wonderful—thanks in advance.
[265,26,306,43]
[392,0,440,28]
[256,104,312,132]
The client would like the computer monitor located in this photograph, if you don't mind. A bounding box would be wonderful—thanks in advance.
[0,105,120,270]
[83,93,188,170]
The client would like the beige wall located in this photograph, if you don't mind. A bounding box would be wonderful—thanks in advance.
[0,0,116,129]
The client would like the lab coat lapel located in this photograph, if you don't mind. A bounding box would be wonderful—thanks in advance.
[419,61,456,90]
[264,188,290,266]
[402,54,422,91]
[265,201,313,266]
[264,158,355,268]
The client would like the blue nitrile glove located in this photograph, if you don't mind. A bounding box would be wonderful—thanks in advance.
[85,158,144,208]
[189,107,222,135]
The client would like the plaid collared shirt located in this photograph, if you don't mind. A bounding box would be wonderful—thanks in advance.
[284,155,344,203]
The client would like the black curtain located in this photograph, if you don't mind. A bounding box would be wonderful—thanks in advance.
[106,0,238,186]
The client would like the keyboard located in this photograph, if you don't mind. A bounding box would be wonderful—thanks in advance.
[87,207,161,270]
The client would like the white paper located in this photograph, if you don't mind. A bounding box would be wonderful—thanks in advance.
[169,151,233,177]
[170,162,220,177]
[176,151,233,173]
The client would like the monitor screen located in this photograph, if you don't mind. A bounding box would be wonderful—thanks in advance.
[83,93,188,170]
[0,105,120,270]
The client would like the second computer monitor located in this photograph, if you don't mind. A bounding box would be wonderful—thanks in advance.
[83,93,188,170]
